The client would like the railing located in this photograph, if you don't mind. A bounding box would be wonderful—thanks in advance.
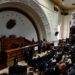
[6,43,38,53]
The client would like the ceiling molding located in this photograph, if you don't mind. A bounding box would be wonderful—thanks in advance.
[50,0,75,10]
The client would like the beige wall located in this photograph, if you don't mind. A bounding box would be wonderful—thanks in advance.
[36,0,61,42]
[37,0,72,41]
[60,13,71,39]
[0,0,72,42]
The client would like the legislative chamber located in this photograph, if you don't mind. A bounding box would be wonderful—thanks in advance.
[0,0,75,75]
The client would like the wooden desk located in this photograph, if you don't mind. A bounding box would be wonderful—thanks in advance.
[0,52,7,70]
[6,48,24,66]
[6,44,38,66]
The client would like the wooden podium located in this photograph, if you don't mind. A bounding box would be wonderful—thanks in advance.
[0,37,36,67]
[6,48,24,66]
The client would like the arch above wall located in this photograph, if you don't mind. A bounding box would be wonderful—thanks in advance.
[0,0,51,41]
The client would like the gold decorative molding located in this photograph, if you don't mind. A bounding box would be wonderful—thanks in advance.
[50,0,75,10]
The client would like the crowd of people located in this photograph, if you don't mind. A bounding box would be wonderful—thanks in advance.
[24,38,75,75]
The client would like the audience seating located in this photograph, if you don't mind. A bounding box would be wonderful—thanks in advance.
[27,39,75,75]
[1,37,75,75]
